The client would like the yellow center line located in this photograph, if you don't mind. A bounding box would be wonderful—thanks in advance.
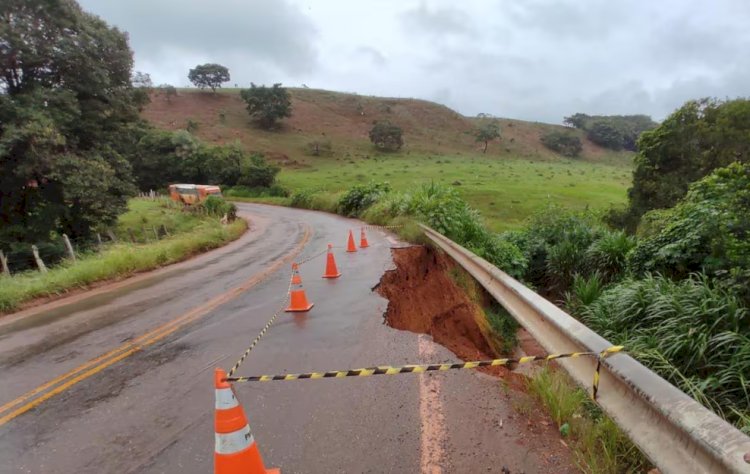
[0,224,311,427]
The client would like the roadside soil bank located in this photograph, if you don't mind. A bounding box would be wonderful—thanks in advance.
[377,245,524,380]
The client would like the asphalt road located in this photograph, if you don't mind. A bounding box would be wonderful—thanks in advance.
[0,203,574,473]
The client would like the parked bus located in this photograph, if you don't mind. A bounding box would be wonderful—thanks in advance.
[168,184,222,205]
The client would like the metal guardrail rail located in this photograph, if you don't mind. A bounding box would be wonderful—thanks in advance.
[420,224,750,474]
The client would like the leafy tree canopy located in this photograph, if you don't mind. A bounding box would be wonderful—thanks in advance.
[369,121,403,152]
[629,162,750,290]
[563,113,657,151]
[622,98,750,230]
[474,120,501,153]
[0,0,144,243]
[188,63,230,92]
[540,130,582,157]
[239,83,292,129]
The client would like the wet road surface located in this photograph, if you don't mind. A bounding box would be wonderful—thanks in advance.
[0,204,574,473]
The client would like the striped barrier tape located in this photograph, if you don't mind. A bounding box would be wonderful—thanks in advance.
[226,346,624,400]
[227,243,344,376]
[228,271,295,377]
[363,224,403,230]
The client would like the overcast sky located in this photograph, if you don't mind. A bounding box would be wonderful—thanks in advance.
[78,0,750,123]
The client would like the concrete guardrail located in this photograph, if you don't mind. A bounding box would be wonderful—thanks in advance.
[420,224,750,474]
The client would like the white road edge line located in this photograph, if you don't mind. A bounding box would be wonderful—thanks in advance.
[418,335,447,474]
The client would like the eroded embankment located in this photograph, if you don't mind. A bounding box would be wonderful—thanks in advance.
[377,245,516,378]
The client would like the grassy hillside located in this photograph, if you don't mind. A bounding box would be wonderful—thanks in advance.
[143,88,633,230]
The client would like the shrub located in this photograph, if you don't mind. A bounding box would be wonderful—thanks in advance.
[369,121,403,152]
[337,182,391,217]
[541,130,583,157]
[585,230,635,282]
[237,153,280,188]
[581,274,750,432]
[564,272,605,315]
[307,139,332,156]
[200,196,237,221]
[290,190,314,209]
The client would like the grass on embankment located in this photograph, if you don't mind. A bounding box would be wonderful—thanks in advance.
[525,367,649,474]
[278,153,631,232]
[0,199,247,313]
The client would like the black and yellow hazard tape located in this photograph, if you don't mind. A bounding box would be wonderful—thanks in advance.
[226,346,624,399]
[227,272,295,377]
[363,224,402,230]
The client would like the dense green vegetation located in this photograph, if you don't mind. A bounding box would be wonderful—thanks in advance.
[618,98,750,231]
[0,0,145,245]
[564,113,657,151]
[240,83,292,129]
[280,157,750,432]
[541,130,583,157]
[0,198,246,313]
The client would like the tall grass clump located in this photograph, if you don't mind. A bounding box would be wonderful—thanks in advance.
[527,367,649,473]
[581,274,750,432]
[0,199,247,313]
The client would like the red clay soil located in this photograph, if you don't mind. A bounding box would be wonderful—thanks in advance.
[377,246,514,378]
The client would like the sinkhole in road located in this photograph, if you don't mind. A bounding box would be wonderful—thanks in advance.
[376,245,514,378]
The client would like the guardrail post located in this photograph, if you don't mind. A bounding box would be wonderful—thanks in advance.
[31,245,47,273]
[0,250,10,276]
[62,234,76,262]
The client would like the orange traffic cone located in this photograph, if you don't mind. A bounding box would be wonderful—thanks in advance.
[322,244,341,279]
[214,368,280,474]
[346,230,357,253]
[285,263,314,312]
[359,228,370,248]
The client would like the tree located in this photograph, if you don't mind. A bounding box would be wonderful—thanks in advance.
[622,98,750,230]
[541,130,583,157]
[239,83,292,129]
[188,63,230,92]
[628,163,750,298]
[132,71,153,89]
[0,0,143,243]
[369,121,403,152]
[587,120,624,150]
[237,153,280,188]
[307,138,332,156]
[474,120,500,153]
[160,84,177,103]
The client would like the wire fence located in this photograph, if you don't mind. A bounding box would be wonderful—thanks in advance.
[0,195,187,277]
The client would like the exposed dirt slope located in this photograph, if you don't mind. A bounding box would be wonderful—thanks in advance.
[142,88,624,163]
[376,246,523,380]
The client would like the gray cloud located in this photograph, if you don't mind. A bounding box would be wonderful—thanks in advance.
[76,0,750,123]
[79,0,317,85]
[400,2,474,36]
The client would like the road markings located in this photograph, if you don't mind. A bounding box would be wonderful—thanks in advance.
[0,225,311,427]
[418,335,447,474]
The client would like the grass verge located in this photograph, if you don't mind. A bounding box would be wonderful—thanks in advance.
[526,367,650,474]
[0,199,247,313]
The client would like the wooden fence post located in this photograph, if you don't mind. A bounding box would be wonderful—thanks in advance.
[32,245,47,273]
[0,250,10,277]
[161,224,170,237]
[96,232,103,248]
[62,234,76,262]
[142,226,150,242]
[128,228,136,243]
[107,229,118,243]
[152,226,160,240]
